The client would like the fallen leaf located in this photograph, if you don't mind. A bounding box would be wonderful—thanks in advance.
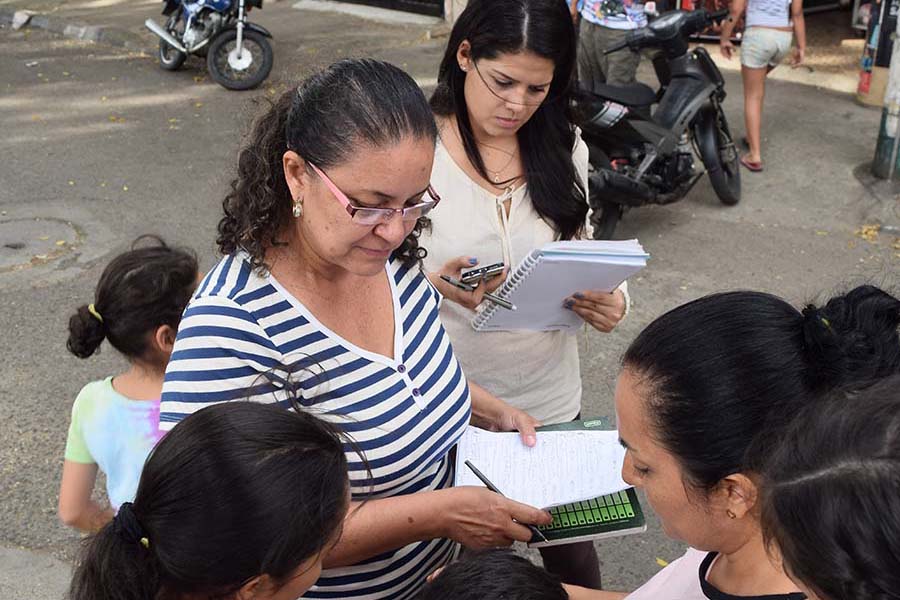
[854,224,880,242]
[55,240,66,246]
[62,71,70,76]
[193,75,206,83]
[100,181,107,187]
[100,96,108,101]
[38,235,49,240]
[893,237,900,250]
[111,76,118,81]
[168,118,179,123]
[656,557,669,568]
[68,180,75,186]
[123,185,129,191]
[815,230,828,236]
[194,101,203,108]
[847,240,857,249]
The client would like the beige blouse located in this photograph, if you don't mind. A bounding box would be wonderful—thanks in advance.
[422,131,627,424]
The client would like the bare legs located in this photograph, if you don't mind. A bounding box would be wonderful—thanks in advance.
[741,64,773,164]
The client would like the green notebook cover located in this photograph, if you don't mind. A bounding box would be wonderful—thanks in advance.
[527,418,647,548]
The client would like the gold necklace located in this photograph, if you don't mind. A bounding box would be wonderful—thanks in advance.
[483,147,519,183]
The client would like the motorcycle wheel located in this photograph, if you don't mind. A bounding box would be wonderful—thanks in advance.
[587,150,624,240]
[207,29,273,91]
[694,104,741,206]
[158,37,187,71]
[593,201,623,240]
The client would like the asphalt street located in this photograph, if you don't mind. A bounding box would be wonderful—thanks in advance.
[0,5,898,596]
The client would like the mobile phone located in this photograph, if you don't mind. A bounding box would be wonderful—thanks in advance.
[460,262,505,284]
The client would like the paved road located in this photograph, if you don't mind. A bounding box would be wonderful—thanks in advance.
[0,5,897,596]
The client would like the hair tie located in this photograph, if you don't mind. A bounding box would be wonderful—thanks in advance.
[87,303,103,324]
[113,502,150,549]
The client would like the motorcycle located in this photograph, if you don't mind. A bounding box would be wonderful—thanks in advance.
[145,0,274,91]
[572,9,741,239]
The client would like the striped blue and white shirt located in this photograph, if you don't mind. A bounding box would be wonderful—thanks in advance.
[160,252,472,599]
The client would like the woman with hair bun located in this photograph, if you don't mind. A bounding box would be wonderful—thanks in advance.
[567,284,900,600]
[59,236,198,532]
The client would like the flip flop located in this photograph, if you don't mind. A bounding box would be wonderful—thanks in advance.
[740,156,763,172]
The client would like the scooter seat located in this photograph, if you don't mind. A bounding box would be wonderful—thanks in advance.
[588,81,657,108]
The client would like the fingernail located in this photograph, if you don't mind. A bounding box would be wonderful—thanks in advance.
[573,292,584,299]
[526,435,536,447]
[468,257,478,265]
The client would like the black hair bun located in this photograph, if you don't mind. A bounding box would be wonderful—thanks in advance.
[803,285,900,392]
[67,305,105,359]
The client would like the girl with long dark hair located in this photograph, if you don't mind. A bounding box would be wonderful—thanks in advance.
[68,401,350,600]
[423,0,628,588]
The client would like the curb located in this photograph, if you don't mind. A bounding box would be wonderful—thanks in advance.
[0,7,145,49]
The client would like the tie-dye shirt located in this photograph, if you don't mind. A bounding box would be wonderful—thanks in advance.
[64,377,162,510]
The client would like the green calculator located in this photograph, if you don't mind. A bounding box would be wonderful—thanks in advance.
[527,418,647,548]
[528,487,646,547]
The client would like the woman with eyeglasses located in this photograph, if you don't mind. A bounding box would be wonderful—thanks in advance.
[159,58,552,600]
[422,0,628,588]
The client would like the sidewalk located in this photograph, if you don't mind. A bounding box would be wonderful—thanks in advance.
[0,544,70,600]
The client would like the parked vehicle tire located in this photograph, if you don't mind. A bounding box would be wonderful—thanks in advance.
[587,150,623,240]
[694,103,741,206]
[207,28,273,91]
[158,37,187,71]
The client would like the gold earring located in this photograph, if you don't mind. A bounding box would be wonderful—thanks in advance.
[726,509,737,519]
[292,197,303,218]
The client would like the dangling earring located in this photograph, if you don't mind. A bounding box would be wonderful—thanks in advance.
[292,196,303,218]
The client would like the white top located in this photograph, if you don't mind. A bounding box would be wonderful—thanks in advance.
[625,548,807,600]
[745,0,791,29]
[422,131,626,425]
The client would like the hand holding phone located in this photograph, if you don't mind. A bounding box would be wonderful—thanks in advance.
[460,262,505,285]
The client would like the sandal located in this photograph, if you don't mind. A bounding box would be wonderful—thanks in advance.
[740,156,763,172]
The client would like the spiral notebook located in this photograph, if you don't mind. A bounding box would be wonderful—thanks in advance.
[471,240,649,332]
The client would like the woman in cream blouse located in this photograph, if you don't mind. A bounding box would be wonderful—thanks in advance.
[422,0,629,591]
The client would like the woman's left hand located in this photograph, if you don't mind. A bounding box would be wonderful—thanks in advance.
[564,288,626,333]
[490,405,542,447]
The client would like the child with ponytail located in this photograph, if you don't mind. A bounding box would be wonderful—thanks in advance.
[68,401,351,600]
[59,236,198,531]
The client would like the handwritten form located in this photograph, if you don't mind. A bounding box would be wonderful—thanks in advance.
[455,427,628,509]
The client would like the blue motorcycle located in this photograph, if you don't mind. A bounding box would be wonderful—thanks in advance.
[145,0,273,90]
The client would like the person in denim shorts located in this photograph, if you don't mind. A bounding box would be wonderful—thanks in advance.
[719,0,806,171]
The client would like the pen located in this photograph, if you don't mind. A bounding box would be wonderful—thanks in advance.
[439,275,517,311]
[464,459,549,543]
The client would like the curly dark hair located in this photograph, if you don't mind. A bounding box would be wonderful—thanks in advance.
[217,59,437,272]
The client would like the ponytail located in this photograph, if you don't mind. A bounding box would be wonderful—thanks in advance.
[67,305,106,359]
[66,236,198,362]
[69,505,160,600]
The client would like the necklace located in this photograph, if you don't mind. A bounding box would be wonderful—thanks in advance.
[482,146,519,183]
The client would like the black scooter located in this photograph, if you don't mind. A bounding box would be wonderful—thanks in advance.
[573,9,741,239]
